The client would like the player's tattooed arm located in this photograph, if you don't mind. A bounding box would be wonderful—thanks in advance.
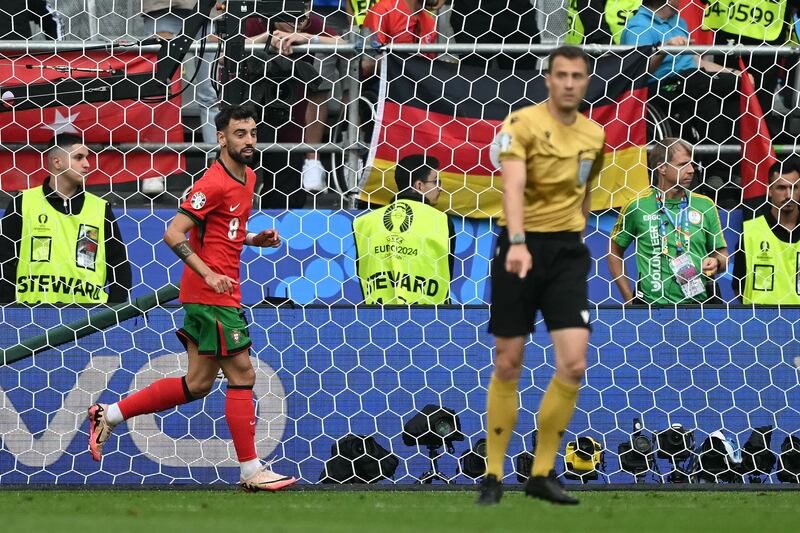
[164,212,237,295]
[172,240,194,261]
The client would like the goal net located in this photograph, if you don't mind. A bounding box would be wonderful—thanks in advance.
[1,1,799,485]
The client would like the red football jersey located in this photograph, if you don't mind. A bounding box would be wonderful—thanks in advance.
[177,160,256,307]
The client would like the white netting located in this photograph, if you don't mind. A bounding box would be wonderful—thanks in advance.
[1,1,800,486]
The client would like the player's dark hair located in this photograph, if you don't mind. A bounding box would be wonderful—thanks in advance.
[768,157,800,184]
[215,104,259,132]
[394,154,440,191]
[547,46,590,74]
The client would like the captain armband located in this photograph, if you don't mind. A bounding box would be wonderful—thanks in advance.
[172,240,194,261]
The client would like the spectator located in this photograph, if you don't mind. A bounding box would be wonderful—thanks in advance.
[608,138,728,305]
[0,134,132,304]
[703,0,800,122]
[733,157,800,304]
[352,154,455,304]
[450,0,541,70]
[621,0,749,150]
[345,0,380,27]
[0,0,62,40]
[360,0,441,76]
[248,2,340,194]
[312,0,350,32]
[141,0,219,195]
[564,0,639,45]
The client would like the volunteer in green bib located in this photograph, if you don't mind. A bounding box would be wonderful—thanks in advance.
[353,154,455,304]
[734,158,800,304]
[565,0,641,44]
[0,133,131,304]
[608,138,728,304]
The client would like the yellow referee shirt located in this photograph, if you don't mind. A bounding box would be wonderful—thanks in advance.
[497,102,606,232]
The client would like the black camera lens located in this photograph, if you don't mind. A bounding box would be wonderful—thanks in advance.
[475,440,487,457]
[576,437,595,459]
[434,418,453,437]
[667,430,684,447]
[632,435,652,454]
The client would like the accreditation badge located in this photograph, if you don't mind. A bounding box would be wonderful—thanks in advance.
[668,254,704,299]
[76,224,99,271]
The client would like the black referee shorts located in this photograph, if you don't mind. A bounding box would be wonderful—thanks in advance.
[489,230,591,337]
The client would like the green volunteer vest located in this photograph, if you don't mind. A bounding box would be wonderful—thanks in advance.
[742,216,800,304]
[349,0,378,27]
[354,200,451,304]
[702,0,785,42]
[17,186,108,304]
[566,0,641,44]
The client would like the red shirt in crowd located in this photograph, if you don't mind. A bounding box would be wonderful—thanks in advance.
[362,0,437,57]
[178,160,256,308]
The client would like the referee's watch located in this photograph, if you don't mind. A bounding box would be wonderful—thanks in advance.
[508,233,526,245]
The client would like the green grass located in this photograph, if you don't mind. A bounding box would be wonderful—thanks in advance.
[2,490,798,533]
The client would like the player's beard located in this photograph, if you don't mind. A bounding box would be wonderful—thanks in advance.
[228,145,255,165]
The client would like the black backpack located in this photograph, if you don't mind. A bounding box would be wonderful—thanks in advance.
[319,434,399,484]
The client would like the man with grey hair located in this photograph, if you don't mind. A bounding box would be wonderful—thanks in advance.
[608,137,728,304]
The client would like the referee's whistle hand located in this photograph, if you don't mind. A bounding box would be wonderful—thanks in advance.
[505,246,532,279]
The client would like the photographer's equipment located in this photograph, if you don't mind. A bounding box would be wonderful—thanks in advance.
[459,438,487,479]
[693,430,743,483]
[740,425,775,483]
[564,436,604,482]
[218,1,306,107]
[515,430,537,483]
[777,434,800,483]
[402,405,464,484]
[656,423,695,483]
[0,0,217,112]
[618,418,656,480]
[319,434,398,483]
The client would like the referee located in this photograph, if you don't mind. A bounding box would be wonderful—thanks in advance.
[478,46,606,506]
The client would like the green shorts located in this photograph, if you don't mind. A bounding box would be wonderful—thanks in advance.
[176,304,252,357]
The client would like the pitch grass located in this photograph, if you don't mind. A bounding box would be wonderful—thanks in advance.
[2,490,798,533]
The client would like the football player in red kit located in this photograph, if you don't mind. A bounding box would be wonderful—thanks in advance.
[88,105,296,492]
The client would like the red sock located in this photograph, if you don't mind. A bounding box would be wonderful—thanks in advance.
[117,377,192,419]
[226,387,257,462]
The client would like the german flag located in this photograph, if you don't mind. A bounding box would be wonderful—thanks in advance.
[359,51,651,217]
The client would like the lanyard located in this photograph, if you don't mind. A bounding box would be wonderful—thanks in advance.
[654,189,690,256]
